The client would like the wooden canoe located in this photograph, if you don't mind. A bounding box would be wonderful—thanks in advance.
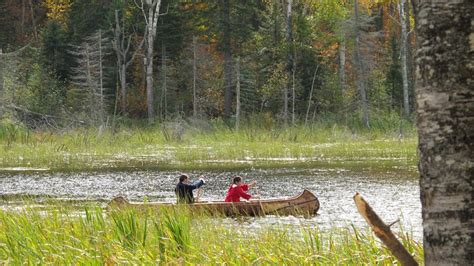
[108,189,319,217]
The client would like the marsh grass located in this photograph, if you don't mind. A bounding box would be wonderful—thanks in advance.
[0,206,423,264]
[0,121,417,171]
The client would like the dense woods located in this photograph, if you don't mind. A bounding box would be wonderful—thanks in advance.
[0,0,417,129]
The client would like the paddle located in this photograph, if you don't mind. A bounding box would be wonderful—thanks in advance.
[195,176,205,203]
[253,182,265,215]
[195,187,203,203]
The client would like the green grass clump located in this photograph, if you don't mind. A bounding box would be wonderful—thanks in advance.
[0,206,423,264]
[0,121,417,172]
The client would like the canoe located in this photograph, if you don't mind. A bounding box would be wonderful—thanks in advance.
[108,189,320,217]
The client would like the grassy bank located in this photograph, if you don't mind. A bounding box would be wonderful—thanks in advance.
[0,120,417,172]
[0,206,423,264]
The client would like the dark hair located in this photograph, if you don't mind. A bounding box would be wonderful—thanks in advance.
[179,174,188,183]
[232,176,242,184]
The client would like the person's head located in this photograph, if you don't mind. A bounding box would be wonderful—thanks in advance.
[179,174,189,184]
[232,176,242,185]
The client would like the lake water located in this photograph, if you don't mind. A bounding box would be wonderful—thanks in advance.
[0,165,422,240]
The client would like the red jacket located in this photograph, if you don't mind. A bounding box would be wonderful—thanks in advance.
[225,184,251,202]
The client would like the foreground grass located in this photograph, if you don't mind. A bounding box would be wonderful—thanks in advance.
[0,206,423,264]
[0,122,417,172]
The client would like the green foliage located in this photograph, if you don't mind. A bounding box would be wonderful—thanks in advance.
[41,21,70,81]
[0,206,423,264]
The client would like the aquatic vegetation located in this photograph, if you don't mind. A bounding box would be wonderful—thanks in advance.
[0,206,423,264]
[0,123,417,172]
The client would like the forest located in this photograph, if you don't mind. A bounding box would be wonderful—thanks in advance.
[1,0,472,265]
[0,0,416,131]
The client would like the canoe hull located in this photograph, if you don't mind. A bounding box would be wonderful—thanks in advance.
[109,190,319,217]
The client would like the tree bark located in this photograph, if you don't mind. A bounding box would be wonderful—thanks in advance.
[222,0,233,118]
[28,0,38,42]
[305,65,319,126]
[405,1,415,113]
[98,30,105,125]
[338,35,346,90]
[192,35,198,117]
[112,9,145,115]
[235,56,241,131]
[284,0,293,125]
[161,44,167,120]
[354,0,369,128]
[291,50,296,125]
[143,0,162,123]
[399,0,410,119]
[415,1,473,265]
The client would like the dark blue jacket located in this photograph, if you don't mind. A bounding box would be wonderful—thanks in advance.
[175,180,204,204]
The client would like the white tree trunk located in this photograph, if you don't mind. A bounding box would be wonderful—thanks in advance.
[305,65,319,126]
[161,44,167,120]
[143,0,162,123]
[291,51,296,125]
[338,35,346,90]
[192,35,197,117]
[416,0,473,264]
[112,9,144,115]
[284,0,293,124]
[354,0,369,128]
[98,30,105,124]
[235,56,241,131]
[399,0,410,119]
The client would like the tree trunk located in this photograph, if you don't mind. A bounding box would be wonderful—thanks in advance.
[144,0,162,123]
[399,0,410,119]
[161,44,167,120]
[120,65,126,114]
[338,35,346,90]
[28,0,38,42]
[235,56,241,131]
[405,1,415,113]
[112,9,144,116]
[223,0,233,118]
[192,35,198,117]
[305,65,319,126]
[284,0,293,124]
[354,0,369,128]
[98,29,105,125]
[291,50,296,125]
[415,1,473,265]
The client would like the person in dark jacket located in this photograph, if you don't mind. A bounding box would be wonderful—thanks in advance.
[175,174,205,204]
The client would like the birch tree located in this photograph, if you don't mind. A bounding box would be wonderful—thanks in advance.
[353,0,369,128]
[235,56,241,130]
[222,0,233,118]
[111,9,144,115]
[284,0,293,124]
[415,0,473,264]
[135,0,163,123]
[398,0,410,119]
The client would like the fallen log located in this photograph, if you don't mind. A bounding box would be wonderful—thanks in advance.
[353,192,418,266]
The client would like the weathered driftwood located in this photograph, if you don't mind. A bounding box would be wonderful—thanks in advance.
[353,192,418,266]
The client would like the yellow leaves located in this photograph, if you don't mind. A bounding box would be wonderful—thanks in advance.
[44,0,72,25]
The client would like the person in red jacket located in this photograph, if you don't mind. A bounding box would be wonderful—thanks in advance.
[224,176,257,202]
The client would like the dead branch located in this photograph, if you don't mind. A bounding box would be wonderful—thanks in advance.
[353,192,418,266]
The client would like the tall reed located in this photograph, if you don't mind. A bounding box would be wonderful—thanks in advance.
[0,206,423,264]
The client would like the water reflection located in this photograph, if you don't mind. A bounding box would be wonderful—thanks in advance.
[0,166,422,240]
